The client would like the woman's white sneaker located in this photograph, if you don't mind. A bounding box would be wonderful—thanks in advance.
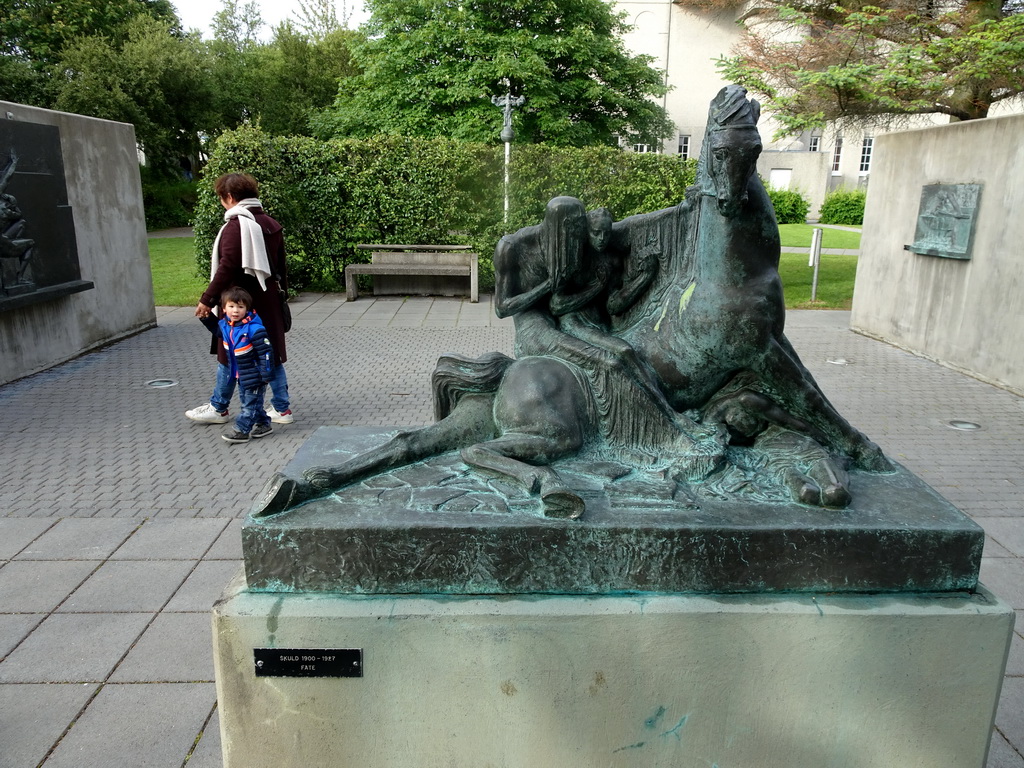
[185,403,230,423]
[267,407,294,424]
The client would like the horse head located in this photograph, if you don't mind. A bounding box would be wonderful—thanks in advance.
[698,85,763,218]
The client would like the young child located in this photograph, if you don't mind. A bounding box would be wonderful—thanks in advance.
[217,287,276,444]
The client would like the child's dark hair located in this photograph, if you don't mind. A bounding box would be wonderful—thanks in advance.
[221,286,253,310]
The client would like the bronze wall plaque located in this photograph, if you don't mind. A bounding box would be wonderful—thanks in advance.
[0,119,92,311]
[909,183,982,260]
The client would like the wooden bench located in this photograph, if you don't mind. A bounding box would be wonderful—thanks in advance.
[345,244,479,303]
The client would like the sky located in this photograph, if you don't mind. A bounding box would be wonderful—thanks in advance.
[170,0,370,39]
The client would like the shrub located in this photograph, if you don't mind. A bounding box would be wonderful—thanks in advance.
[819,188,867,225]
[196,125,698,291]
[765,186,810,224]
[140,167,197,230]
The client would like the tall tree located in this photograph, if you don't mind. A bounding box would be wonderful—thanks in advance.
[206,0,270,128]
[313,0,672,146]
[295,0,354,38]
[50,15,213,174]
[211,0,264,46]
[697,0,1024,134]
[0,0,180,104]
[257,23,361,135]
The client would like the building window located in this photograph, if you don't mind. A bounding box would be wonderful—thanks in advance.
[677,134,691,159]
[632,143,652,153]
[831,136,843,174]
[859,137,874,173]
[808,136,820,152]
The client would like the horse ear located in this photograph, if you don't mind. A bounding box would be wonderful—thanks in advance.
[750,98,761,125]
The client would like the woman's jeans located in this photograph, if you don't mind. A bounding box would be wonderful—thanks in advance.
[211,363,289,414]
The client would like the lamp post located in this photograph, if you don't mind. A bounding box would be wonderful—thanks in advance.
[492,92,525,223]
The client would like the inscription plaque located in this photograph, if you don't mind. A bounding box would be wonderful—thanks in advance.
[253,648,362,678]
[909,183,982,260]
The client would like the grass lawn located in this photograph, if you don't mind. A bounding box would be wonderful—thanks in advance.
[148,234,858,310]
[149,237,206,305]
[779,252,858,310]
[778,224,861,250]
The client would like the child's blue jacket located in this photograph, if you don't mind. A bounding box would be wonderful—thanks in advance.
[218,311,275,390]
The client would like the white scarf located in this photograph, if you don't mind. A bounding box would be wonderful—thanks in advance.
[210,198,272,290]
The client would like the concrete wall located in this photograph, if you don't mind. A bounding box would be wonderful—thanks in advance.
[851,114,1024,395]
[214,573,1013,768]
[0,102,155,385]
[757,150,832,218]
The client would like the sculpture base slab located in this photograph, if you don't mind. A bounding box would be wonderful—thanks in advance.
[243,427,983,594]
[213,570,1013,768]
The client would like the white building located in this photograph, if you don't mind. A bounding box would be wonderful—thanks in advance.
[612,0,950,216]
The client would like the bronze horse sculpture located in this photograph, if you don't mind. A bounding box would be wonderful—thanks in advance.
[253,85,890,519]
[610,86,890,487]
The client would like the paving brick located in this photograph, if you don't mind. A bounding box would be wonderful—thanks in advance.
[0,613,44,658]
[1007,631,1024,677]
[0,561,97,612]
[183,708,223,768]
[14,519,139,560]
[205,520,243,560]
[981,559,1024,610]
[42,682,216,768]
[58,560,195,613]
[165,560,242,612]
[110,518,228,560]
[109,612,215,682]
[0,613,152,682]
[987,729,1024,768]
[0,519,55,559]
[0,683,99,767]
[997,678,1024,757]
[978,518,1024,558]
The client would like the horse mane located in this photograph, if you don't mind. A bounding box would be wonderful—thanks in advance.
[696,85,761,196]
[708,85,760,130]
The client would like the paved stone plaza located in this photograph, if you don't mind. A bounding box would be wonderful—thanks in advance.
[0,293,1022,767]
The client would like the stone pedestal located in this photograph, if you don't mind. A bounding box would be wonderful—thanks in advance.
[213,570,1013,768]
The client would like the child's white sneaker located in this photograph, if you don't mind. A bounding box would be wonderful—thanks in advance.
[186,403,230,423]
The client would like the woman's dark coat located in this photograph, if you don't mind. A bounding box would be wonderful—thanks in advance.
[200,208,288,366]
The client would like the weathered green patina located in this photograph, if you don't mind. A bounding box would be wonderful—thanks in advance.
[242,86,980,595]
[242,427,982,594]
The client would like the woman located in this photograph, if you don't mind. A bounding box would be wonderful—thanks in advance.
[186,173,292,427]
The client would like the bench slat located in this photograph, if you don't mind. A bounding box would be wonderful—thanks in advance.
[356,244,473,251]
[347,265,471,275]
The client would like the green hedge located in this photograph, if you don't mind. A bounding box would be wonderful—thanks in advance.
[819,188,867,225]
[195,125,697,291]
[765,186,810,224]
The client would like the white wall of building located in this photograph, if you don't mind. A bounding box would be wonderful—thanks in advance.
[612,0,963,216]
